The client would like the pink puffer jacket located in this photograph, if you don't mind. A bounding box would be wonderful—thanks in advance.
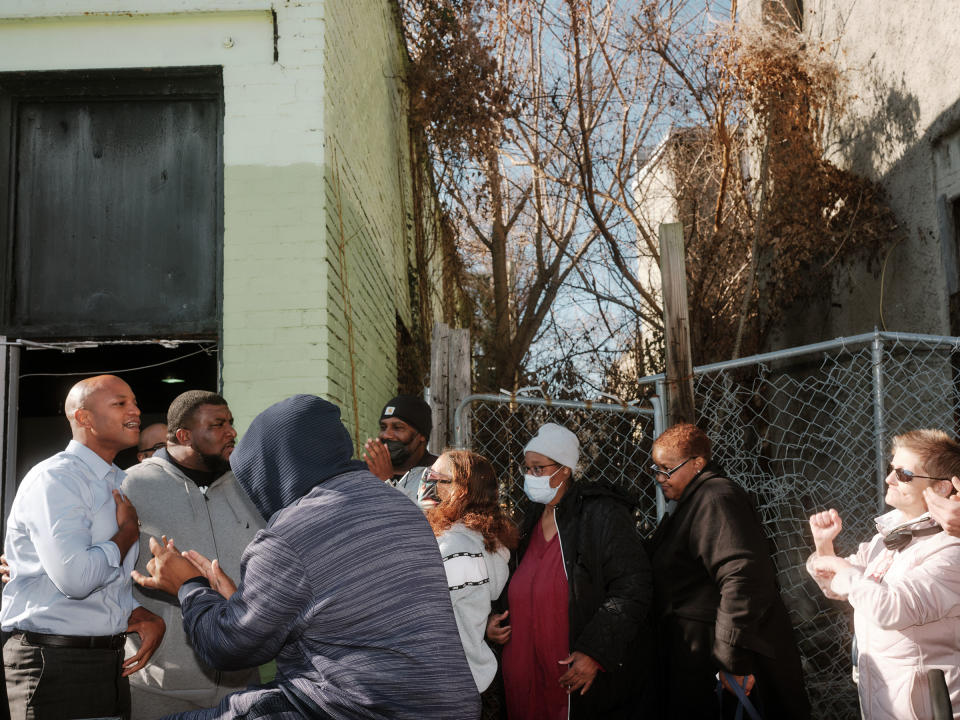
[808,511,960,720]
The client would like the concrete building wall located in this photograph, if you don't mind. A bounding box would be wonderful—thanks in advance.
[804,0,958,341]
[0,1,420,442]
[746,0,960,345]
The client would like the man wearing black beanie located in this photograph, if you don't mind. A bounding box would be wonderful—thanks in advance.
[363,395,438,503]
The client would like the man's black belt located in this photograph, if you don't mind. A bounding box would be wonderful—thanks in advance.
[11,630,126,650]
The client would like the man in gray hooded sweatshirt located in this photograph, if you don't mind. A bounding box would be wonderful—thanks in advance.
[123,390,264,718]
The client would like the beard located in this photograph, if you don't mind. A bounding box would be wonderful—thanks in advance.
[193,445,232,475]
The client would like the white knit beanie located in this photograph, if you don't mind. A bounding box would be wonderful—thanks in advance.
[523,423,580,473]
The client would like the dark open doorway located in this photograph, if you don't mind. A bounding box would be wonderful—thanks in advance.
[14,341,218,478]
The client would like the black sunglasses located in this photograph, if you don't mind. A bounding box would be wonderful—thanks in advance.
[650,457,693,479]
[889,466,949,483]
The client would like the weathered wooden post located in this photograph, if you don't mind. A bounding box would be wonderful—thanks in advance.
[659,222,696,426]
[429,322,471,450]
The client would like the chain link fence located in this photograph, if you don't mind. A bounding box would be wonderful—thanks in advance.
[455,330,960,720]
[454,393,662,532]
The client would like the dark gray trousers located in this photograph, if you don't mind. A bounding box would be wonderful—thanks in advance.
[3,634,130,720]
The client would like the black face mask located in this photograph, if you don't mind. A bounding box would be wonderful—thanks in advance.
[383,438,412,466]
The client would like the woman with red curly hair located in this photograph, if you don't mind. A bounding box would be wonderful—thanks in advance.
[423,449,519,698]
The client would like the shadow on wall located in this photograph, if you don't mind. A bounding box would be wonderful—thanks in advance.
[832,71,960,197]
[869,94,960,336]
[807,80,960,338]
[827,68,920,179]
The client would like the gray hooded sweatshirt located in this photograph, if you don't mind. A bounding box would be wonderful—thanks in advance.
[122,454,264,717]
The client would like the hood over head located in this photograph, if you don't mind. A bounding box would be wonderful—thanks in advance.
[231,394,365,521]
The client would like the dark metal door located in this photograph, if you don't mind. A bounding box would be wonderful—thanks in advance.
[0,68,223,338]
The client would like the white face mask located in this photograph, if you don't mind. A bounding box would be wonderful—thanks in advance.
[523,467,564,504]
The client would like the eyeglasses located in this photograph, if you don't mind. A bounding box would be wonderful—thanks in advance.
[650,457,693,479]
[522,462,560,477]
[888,466,949,483]
[424,469,453,484]
[138,441,166,456]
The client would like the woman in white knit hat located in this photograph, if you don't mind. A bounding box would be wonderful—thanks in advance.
[491,423,652,719]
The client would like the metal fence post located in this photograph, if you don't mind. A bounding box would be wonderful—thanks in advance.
[653,379,667,438]
[650,390,667,521]
[871,329,887,513]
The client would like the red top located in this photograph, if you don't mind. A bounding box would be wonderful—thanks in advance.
[503,519,570,720]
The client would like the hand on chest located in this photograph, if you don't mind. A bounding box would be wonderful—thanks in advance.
[88,481,120,544]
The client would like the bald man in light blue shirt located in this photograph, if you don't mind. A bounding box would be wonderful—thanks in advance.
[2,375,165,720]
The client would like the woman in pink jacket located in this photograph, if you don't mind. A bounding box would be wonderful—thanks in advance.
[808,429,960,719]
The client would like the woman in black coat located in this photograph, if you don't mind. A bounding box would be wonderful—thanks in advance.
[488,423,652,720]
[648,423,810,719]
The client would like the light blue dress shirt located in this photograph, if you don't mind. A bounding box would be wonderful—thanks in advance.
[1,440,139,635]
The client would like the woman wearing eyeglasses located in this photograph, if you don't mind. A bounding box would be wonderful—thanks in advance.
[648,423,809,719]
[423,450,518,701]
[807,429,960,719]
[491,423,651,720]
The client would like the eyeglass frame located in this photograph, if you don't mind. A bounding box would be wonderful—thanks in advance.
[424,469,453,484]
[522,462,561,477]
[889,466,949,484]
[138,441,166,456]
[650,457,694,480]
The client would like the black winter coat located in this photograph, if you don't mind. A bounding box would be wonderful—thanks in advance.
[648,464,810,719]
[509,481,653,719]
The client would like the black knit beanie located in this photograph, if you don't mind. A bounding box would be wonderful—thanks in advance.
[380,395,432,437]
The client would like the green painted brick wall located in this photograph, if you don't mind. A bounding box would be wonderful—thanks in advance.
[221,0,419,446]
[322,0,412,450]
[222,161,332,429]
